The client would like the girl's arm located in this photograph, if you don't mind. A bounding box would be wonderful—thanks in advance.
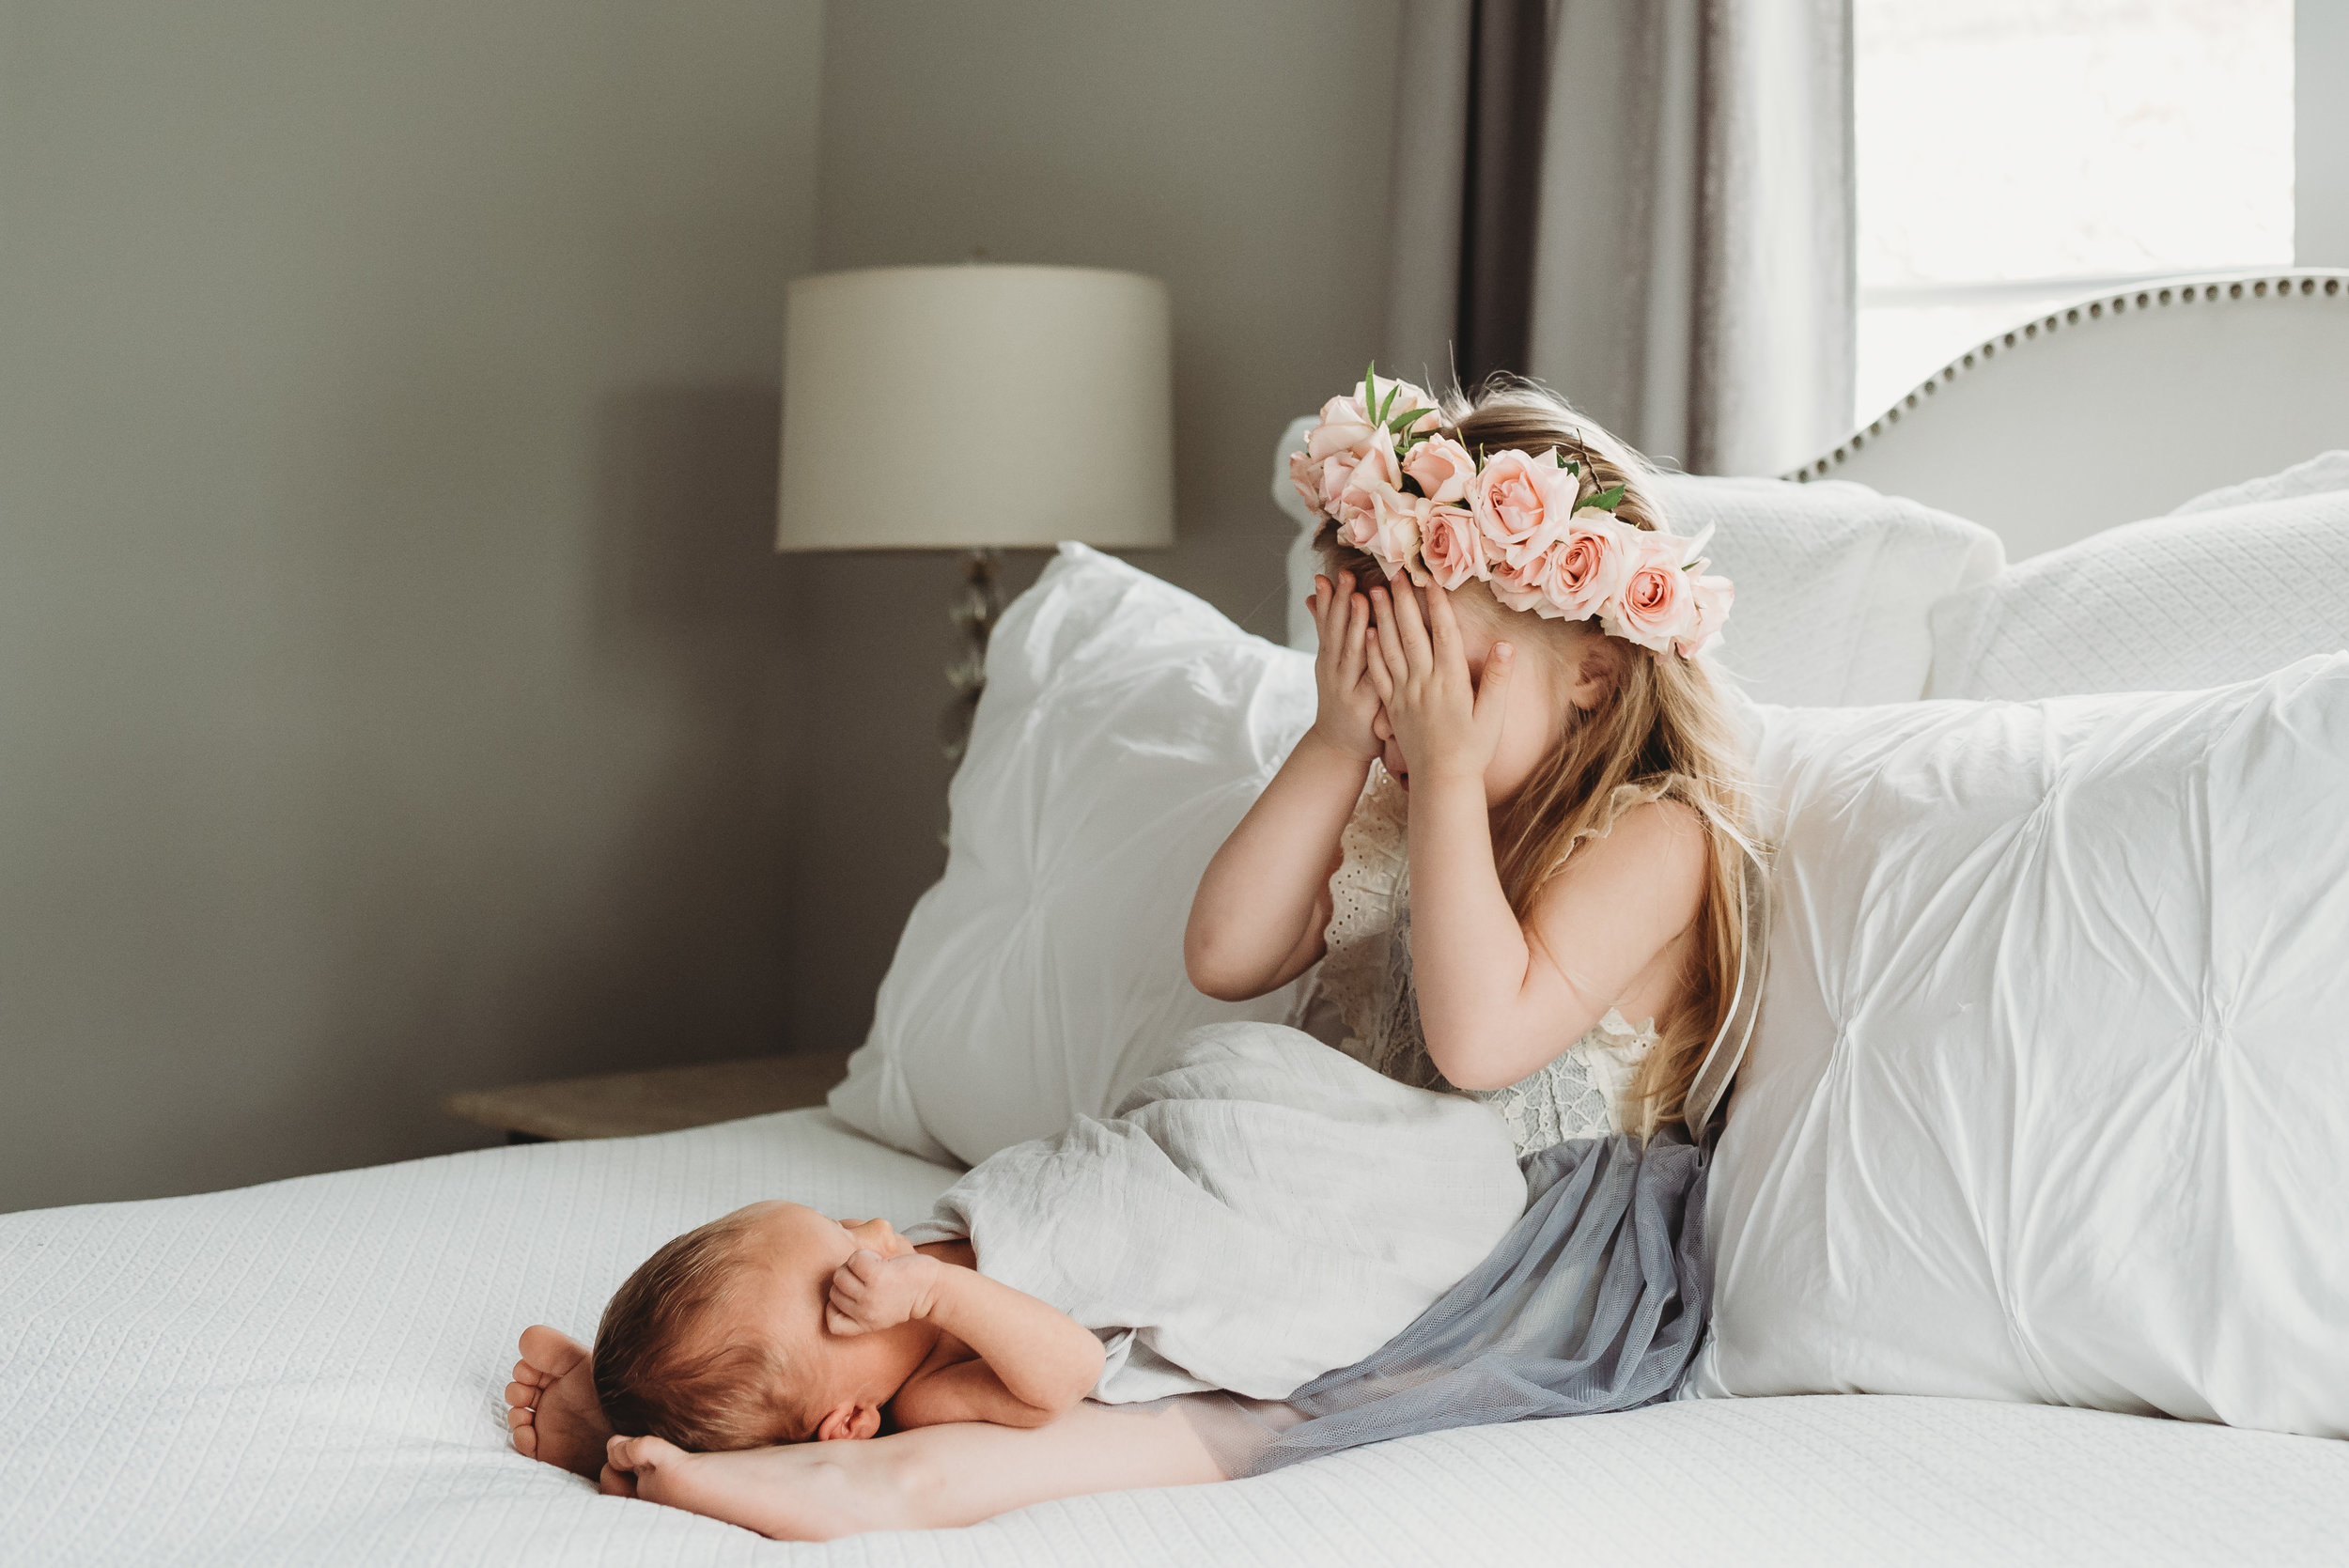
[1184,571,1379,1001]
[826,1250,1104,1429]
[1364,582,1706,1089]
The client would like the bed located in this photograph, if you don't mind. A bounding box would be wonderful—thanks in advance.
[7,1110,2342,1566]
[8,273,2348,1565]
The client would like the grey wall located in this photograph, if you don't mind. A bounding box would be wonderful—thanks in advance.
[2300,0,2349,265]
[0,0,1400,1213]
[0,1,827,1211]
[777,1,1401,1065]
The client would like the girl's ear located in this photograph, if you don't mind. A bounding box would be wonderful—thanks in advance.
[815,1400,882,1442]
[1565,644,1617,712]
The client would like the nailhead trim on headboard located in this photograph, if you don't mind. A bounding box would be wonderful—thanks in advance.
[1787,270,2349,484]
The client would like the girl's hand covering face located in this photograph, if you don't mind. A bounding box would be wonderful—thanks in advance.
[1305,570,1383,762]
[1363,581,1513,785]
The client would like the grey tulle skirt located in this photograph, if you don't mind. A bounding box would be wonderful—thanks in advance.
[1161,1127,1712,1477]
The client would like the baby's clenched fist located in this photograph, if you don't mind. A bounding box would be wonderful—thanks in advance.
[825,1248,941,1336]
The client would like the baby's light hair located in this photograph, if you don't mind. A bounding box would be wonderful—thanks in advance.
[1317,376,1764,1133]
[592,1211,799,1452]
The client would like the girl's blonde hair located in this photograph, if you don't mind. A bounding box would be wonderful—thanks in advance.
[1316,378,1762,1134]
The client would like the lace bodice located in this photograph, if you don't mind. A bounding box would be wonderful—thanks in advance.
[1290,765,1657,1157]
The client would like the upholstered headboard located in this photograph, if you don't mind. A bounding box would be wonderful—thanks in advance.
[1792,270,2349,559]
[1272,268,2349,641]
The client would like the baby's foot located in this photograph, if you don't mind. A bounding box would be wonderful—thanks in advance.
[506,1325,613,1479]
[602,1434,917,1542]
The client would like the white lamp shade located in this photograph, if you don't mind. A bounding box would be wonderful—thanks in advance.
[776,265,1174,551]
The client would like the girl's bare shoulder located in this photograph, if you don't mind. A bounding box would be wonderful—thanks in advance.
[1527,797,1708,928]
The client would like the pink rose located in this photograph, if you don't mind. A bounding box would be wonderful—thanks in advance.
[1357,372,1439,437]
[1334,481,1380,550]
[1315,454,1356,513]
[1673,573,1734,658]
[1346,424,1401,494]
[1363,484,1432,584]
[1307,394,1378,461]
[1331,427,1401,542]
[1604,530,1700,652]
[1287,449,1325,517]
[1402,434,1477,505]
[1418,505,1486,589]
[1529,510,1635,621]
[1470,448,1582,568]
[1486,552,1548,614]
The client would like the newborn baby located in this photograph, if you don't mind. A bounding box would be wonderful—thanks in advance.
[506,1025,1526,1535]
[506,1200,1106,1479]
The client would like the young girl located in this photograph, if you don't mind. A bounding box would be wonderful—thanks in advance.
[534,374,1761,1539]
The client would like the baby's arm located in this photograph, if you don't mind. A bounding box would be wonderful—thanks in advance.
[1185,570,1376,1001]
[826,1250,1104,1430]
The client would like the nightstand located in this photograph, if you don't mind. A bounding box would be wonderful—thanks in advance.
[443,1048,856,1143]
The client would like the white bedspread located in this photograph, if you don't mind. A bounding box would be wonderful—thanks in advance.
[905,1023,1526,1402]
[2,1107,2342,1566]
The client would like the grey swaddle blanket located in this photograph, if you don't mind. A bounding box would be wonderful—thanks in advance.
[902,1021,1528,1403]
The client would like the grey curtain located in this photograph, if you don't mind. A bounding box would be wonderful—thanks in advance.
[1380,0,1855,478]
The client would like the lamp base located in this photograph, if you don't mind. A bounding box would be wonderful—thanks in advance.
[940,548,1003,764]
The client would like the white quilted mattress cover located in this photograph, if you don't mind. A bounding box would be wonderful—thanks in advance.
[3,1110,2341,1567]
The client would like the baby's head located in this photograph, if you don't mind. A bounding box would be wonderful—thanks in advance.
[591,1201,913,1451]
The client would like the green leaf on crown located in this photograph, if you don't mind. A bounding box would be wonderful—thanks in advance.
[1584,483,1626,511]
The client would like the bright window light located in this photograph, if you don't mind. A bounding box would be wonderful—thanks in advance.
[1855,0,2295,425]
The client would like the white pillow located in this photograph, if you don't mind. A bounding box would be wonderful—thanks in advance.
[2168,450,2349,516]
[829,545,1316,1167]
[1926,490,2349,701]
[1646,476,2003,707]
[1694,657,2349,1438]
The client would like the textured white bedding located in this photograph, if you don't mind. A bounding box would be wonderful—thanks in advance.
[3,1109,2341,1567]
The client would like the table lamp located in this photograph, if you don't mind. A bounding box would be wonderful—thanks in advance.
[776,263,1174,758]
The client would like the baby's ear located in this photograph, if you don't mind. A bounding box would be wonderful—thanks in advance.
[814,1400,882,1442]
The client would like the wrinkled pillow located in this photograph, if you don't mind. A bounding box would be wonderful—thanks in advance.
[2168,450,2349,515]
[1692,657,2349,1439]
[1925,489,2349,700]
[829,545,1315,1167]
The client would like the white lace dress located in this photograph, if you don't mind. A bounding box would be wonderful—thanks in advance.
[1289,764,1658,1157]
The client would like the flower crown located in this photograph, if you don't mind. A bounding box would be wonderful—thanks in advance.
[1289,367,1733,659]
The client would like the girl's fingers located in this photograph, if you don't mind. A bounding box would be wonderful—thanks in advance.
[1340,593,1370,681]
[1369,588,1408,687]
[1392,579,1434,672]
[1362,602,1398,703]
[1424,580,1460,656]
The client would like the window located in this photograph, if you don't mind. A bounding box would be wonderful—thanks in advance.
[1854,0,2295,424]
